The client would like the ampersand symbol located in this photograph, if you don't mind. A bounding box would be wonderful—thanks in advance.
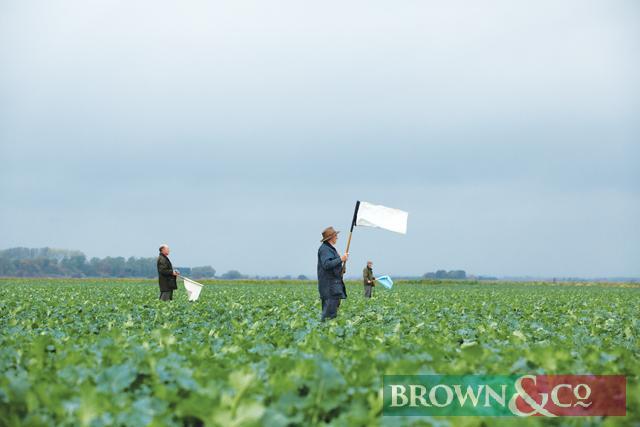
[508,375,557,417]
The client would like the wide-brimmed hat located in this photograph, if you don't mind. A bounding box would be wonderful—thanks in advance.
[321,226,340,242]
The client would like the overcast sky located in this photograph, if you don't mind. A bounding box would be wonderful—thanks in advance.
[1,0,638,277]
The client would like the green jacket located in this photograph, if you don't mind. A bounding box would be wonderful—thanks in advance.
[363,267,375,286]
[157,254,177,292]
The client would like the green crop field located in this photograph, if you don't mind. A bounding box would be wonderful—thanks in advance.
[0,278,638,426]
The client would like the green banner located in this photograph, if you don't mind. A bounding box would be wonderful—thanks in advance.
[383,375,520,416]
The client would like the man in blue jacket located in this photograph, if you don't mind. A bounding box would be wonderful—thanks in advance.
[317,226,349,321]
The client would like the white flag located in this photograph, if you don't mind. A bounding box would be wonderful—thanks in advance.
[182,277,204,301]
[356,201,408,234]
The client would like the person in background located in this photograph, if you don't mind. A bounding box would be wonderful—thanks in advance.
[363,260,375,298]
[157,244,179,301]
[317,227,348,321]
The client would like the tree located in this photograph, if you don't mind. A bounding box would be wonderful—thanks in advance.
[424,270,468,279]
[61,255,87,275]
[220,270,246,280]
[449,270,466,279]
[191,266,216,279]
[0,258,16,276]
[435,270,448,279]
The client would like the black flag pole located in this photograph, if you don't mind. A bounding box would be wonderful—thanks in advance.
[342,200,360,276]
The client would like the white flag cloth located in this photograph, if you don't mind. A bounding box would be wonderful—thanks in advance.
[356,201,408,234]
[182,277,204,301]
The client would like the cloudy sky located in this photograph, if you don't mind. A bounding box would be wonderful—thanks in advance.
[1,0,638,277]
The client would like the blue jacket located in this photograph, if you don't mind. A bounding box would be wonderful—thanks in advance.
[317,241,347,299]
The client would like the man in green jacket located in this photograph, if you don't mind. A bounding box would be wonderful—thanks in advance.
[363,261,375,298]
[157,244,179,301]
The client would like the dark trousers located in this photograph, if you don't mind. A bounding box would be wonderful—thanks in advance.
[364,285,373,298]
[159,290,173,301]
[321,298,341,321]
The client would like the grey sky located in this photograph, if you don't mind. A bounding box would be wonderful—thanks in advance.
[1,1,638,277]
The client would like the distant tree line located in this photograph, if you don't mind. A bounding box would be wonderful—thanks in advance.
[423,270,467,279]
[213,270,309,280]
[0,247,312,280]
[0,247,216,279]
[0,249,488,281]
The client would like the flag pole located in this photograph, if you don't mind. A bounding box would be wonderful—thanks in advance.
[342,200,360,276]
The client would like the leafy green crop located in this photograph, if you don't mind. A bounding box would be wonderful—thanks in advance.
[0,279,638,426]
